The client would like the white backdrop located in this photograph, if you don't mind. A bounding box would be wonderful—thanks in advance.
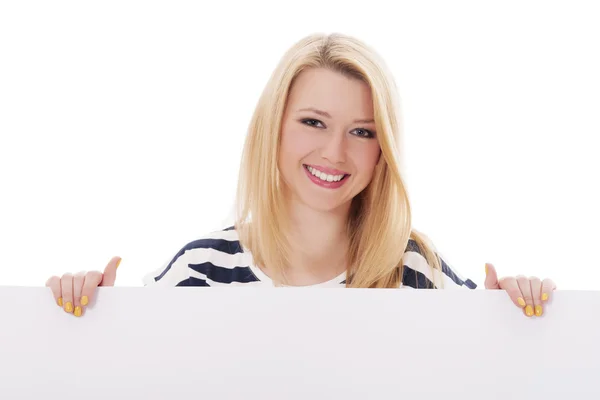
[0,1,598,289]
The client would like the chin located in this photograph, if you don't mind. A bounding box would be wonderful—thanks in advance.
[298,192,352,214]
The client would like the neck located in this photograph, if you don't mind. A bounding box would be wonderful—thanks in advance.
[281,195,351,286]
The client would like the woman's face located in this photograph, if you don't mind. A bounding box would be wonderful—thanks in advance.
[278,67,381,213]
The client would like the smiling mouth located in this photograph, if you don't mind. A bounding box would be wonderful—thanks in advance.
[303,164,350,183]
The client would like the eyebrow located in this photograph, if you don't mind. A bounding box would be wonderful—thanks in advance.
[297,107,375,124]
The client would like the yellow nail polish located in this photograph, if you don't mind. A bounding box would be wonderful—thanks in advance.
[518,297,526,307]
[525,305,534,317]
[57,297,63,307]
[65,302,73,313]
[542,293,549,301]
[81,296,88,306]
[74,306,82,317]
[116,259,122,269]
[535,305,543,317]
[485,264,488,275]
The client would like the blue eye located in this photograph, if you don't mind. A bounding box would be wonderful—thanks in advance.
[301,118,325,128]
[352,128,375,138]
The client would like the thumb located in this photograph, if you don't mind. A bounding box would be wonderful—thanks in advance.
[484,263,500,289]
[100,256,121,287]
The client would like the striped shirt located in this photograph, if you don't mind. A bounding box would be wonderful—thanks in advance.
[142,226,477,289]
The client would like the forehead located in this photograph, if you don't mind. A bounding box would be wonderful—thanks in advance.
[287,68,374,117]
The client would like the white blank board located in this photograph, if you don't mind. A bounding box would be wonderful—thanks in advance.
[0,287,598,399]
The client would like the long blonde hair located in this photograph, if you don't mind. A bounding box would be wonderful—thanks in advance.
[235,33,444,288]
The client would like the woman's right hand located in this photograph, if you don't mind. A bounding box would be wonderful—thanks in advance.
[45,256,121,317]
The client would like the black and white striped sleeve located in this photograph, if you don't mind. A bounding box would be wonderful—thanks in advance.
[141,227,253,287]
[402,239,477,289]
[142,246,194,287]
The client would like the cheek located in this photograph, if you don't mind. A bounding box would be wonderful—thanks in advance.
[280,127,317,161]
[350,142,381,176]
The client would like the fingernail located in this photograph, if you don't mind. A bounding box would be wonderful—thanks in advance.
[65,302,73,313]
[517,297,526,307]
[74,306,82,317]
[535,305,543,317]
[484,264,488,275]
[81,296,88,306]
[542,293,549,301]
[525,305,534,317]
[57,297,63,307]
[116,259,122,269]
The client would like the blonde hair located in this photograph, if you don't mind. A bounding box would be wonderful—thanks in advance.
[235,33,444,288]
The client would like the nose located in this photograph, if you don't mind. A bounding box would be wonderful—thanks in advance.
[320,131,347,165]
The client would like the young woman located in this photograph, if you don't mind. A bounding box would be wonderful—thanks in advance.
[45,33,556,318]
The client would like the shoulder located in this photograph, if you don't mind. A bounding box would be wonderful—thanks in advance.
[402,235,477,290]
[143,226,260,287]
[176,225,244,256]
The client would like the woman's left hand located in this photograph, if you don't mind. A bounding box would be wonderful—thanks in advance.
[484,263,557,317]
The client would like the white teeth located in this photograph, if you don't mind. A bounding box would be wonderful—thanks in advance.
[306,166,345,182]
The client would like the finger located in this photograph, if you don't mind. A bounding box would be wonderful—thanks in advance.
[72,272,86,317]
[45,276,63,307]
[484,263,500,289]
[530,277,543,317]
[498,277,526,308]
[517,275,534,317]
[60,273,74,314]
[81,271,103,313]
[541,278,557,302]
[100,256,121,287]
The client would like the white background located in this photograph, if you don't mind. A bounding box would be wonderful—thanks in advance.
[0,1,598,289]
